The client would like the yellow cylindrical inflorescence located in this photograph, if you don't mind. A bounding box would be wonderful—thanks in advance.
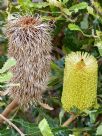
[61,52,98,112]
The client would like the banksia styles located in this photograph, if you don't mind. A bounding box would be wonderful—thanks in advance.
[61,52,98,112]
[5,16,52,109]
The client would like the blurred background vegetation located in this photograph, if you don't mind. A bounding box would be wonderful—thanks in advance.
[0,0,102,135]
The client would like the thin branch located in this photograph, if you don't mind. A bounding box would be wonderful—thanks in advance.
[0,114,25,136]
[0,99,19,124]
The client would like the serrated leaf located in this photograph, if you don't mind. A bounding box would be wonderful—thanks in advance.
[0,72,13,82]
[92,1,102,15]
[39,118,54,136]
[69,2,88,13]
[47,0,61,7]
[87,6,94,14]
[68,24,82,32]
[68,23,91,37]
[0,58,16,73]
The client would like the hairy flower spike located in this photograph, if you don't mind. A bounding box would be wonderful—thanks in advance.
[61,52,98,112]
[6,16,52,109]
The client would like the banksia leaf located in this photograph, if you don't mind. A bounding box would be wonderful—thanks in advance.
[61,52,98,112]
[39,118,54,136]
[0,58,16,73]
[0,72,13,82]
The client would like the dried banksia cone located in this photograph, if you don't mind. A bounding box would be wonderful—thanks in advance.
[5,16,52,110]
[61,52,98,113]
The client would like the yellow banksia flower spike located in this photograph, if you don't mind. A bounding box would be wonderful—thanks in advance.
[61,52,98,112]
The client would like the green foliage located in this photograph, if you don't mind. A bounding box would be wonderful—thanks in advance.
[39,118,54,136]
[0,58,16,83]
[69,2,88,13]
[0,58,16,74]
[0,71,13,82]
[96,124,102,135]
[0,0,102,136]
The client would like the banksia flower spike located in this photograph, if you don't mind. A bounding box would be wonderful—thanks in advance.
[0,16,53,123]
[6,16,52,109]
[61,52,98,113]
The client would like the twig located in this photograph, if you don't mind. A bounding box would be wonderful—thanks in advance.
[0,114,25,136]
[62,114,77,127]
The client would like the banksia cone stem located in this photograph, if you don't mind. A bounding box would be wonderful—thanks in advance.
[61,52,98,113]
[0,16,52,124]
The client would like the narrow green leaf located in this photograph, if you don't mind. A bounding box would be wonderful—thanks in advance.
[0,58,16,73]
[51,62,62,71]
[13,119,41,135]
[0,129,11,136]
[59,109,65,125]
[39,118,54,136]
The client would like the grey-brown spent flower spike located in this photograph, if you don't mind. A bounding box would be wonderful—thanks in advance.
[6,16,52,110]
